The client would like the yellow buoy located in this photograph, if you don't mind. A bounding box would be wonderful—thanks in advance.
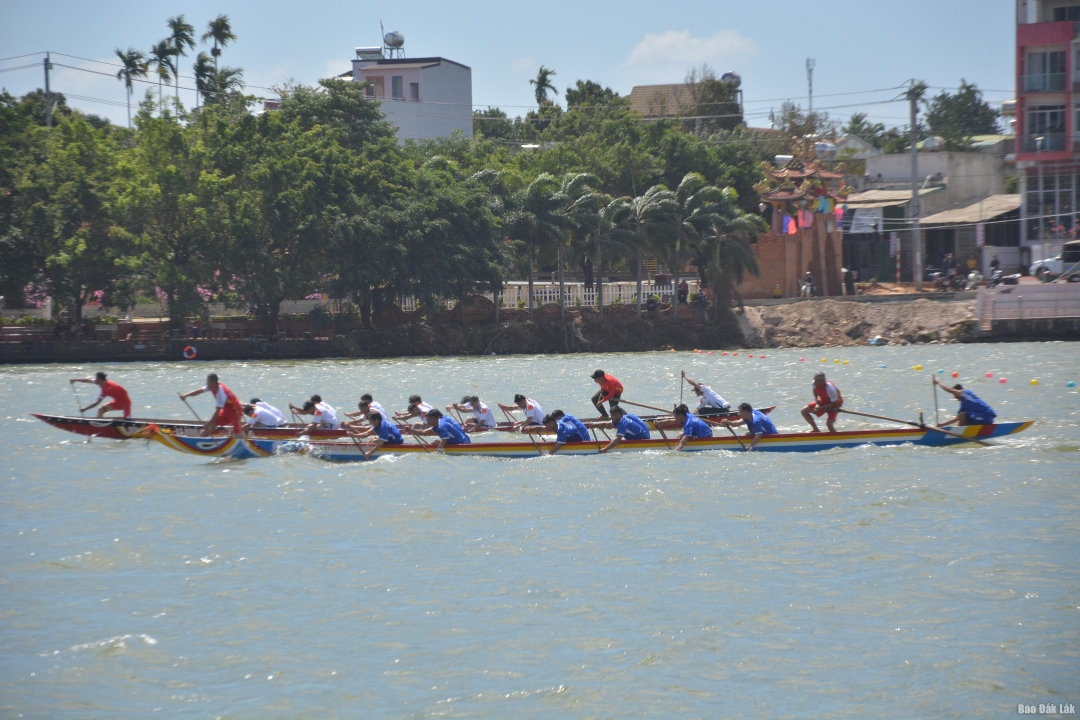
[843,360,849,365]
[833,359,840,364]
[1030,379,1039,386]
[913,365,923,371]
[821,358,827,362]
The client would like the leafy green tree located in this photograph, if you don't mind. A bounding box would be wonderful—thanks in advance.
[692,187,765,318]
[114,48,148,128]
[17,115,133,320]
[111,103,236,327]
[667,172,727,320]
[0,92,46,306]
[193,52,215,107]
[529,66,558,106]
[564,80,623,108]
[473,107,521,142]
[842,112,885,145]
[925,80,1000,150]
[554,172,598,320]
[202,14,237,70]
[684,64,743,134]
[504,173,565,319]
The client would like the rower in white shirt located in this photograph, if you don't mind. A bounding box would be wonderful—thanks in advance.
[243,400,286,428]
[247,398,286,426]
[447,395,498,431]
[289,394,341,431]
[499,394,546,430]
[682,372,731,417]
[395,394,434,425]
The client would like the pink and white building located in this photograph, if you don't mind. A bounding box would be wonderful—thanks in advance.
[351,48,473,144]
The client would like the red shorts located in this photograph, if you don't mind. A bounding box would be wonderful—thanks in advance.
[104,399,132,418]
[216,404,242,433]
[805,402,839,422]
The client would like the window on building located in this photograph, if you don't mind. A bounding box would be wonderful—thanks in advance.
[366,75,385,98]
[392,76,403,99]
[1053,4,1080,20]
[1026,50,1067,91]
[409,82,420,101]
[1028,104,1068,134]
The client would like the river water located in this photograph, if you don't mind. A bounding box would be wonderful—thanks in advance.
[1,344,1078,718]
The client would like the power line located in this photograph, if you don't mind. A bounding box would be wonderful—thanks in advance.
[0,51,45,64]
[0,63,40,73]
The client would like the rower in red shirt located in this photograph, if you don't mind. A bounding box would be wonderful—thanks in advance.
[801,371,843,432]
[590,369,624,419]
[70,372,132,418]
[179,373,244,436]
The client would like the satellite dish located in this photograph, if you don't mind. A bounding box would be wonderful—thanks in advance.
[384,31,404,48]
[720,71,741,88]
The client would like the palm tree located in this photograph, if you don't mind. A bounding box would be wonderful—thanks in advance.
[167,15,196,106]
[114,48,148,128]
[192,52,214,107]
[669,173,727,321]
[529,66,557,106]
[505,174,564,321]
[577,195,633,317]
[148,40,175,115]
[697,193,766,320]
[555,172,598,321]
[203,14,237,70]
[619,186,678,318]
[206,66,244,103]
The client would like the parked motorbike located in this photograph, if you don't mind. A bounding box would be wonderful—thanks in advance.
[965,271,983,290]
[988,270,1020,288]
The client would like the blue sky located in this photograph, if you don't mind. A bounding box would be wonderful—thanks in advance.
[1,0,1016,129]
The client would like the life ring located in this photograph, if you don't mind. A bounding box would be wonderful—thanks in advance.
[183,345,197,360]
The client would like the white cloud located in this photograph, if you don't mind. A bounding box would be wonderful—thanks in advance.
[324,59,351,80]
[626,29,757,69]
[510,56,536,75]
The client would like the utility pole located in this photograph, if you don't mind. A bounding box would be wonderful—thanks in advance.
[43,52,53,127]
[806,58,815,113]
[908,82,924,291]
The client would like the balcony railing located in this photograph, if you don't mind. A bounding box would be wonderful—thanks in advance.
[1020,133,1067,152]
[1022,73,1067,92]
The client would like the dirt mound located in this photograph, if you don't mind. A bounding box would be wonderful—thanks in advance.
[741,299,976,348]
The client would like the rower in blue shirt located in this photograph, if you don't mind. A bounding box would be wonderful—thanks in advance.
[720,402,779,451]
[934,379,997,426]
[551,409,590,439]
[351,411,404,460]
[414,409,471,449]
[597,406,651,453]
[673,403,713,451]
[543,411,589,455]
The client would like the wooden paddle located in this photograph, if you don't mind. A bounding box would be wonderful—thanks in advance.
[655,425,673,450]
[931,376,940,425]
[838,408,994,447]
[723,423,748,451]
[180,396,203,422]
[620,398,674,414]
[70,383,95,444]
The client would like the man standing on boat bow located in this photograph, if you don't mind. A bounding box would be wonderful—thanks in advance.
[590,369,623,419]
[70,372,132,419]
[179,373,244,436]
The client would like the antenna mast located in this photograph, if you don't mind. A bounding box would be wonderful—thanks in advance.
[806,58,815,113]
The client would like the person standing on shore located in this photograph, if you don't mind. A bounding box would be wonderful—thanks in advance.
[934,379,997,426]
[590,369,623,419]
[801,372,843,432]
[70,372,132,419]
[682,372,731,416]
[180,373,243,436]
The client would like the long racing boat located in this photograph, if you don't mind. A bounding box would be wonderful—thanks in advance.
[32,406,774,441]
[139,421,1034,461]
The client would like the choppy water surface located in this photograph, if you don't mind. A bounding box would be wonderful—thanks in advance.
[1,344,1078,718]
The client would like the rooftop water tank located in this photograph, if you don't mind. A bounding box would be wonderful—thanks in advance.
[384,31,404,48]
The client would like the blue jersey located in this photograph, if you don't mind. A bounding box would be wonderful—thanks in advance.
[564,414,590,439]
[555,418,589,443]
[436,417,471,445]
[374,421,403,444]
[682,414,714,438]
[616,413,651,440]
[958,390,995,420]
[746,410,778,436]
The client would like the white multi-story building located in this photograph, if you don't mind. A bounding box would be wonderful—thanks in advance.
[351,47,473,143]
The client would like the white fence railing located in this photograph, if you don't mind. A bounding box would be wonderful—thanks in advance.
[4,282,702,321]
[399,281,701,312]
[975,283,1080,329]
